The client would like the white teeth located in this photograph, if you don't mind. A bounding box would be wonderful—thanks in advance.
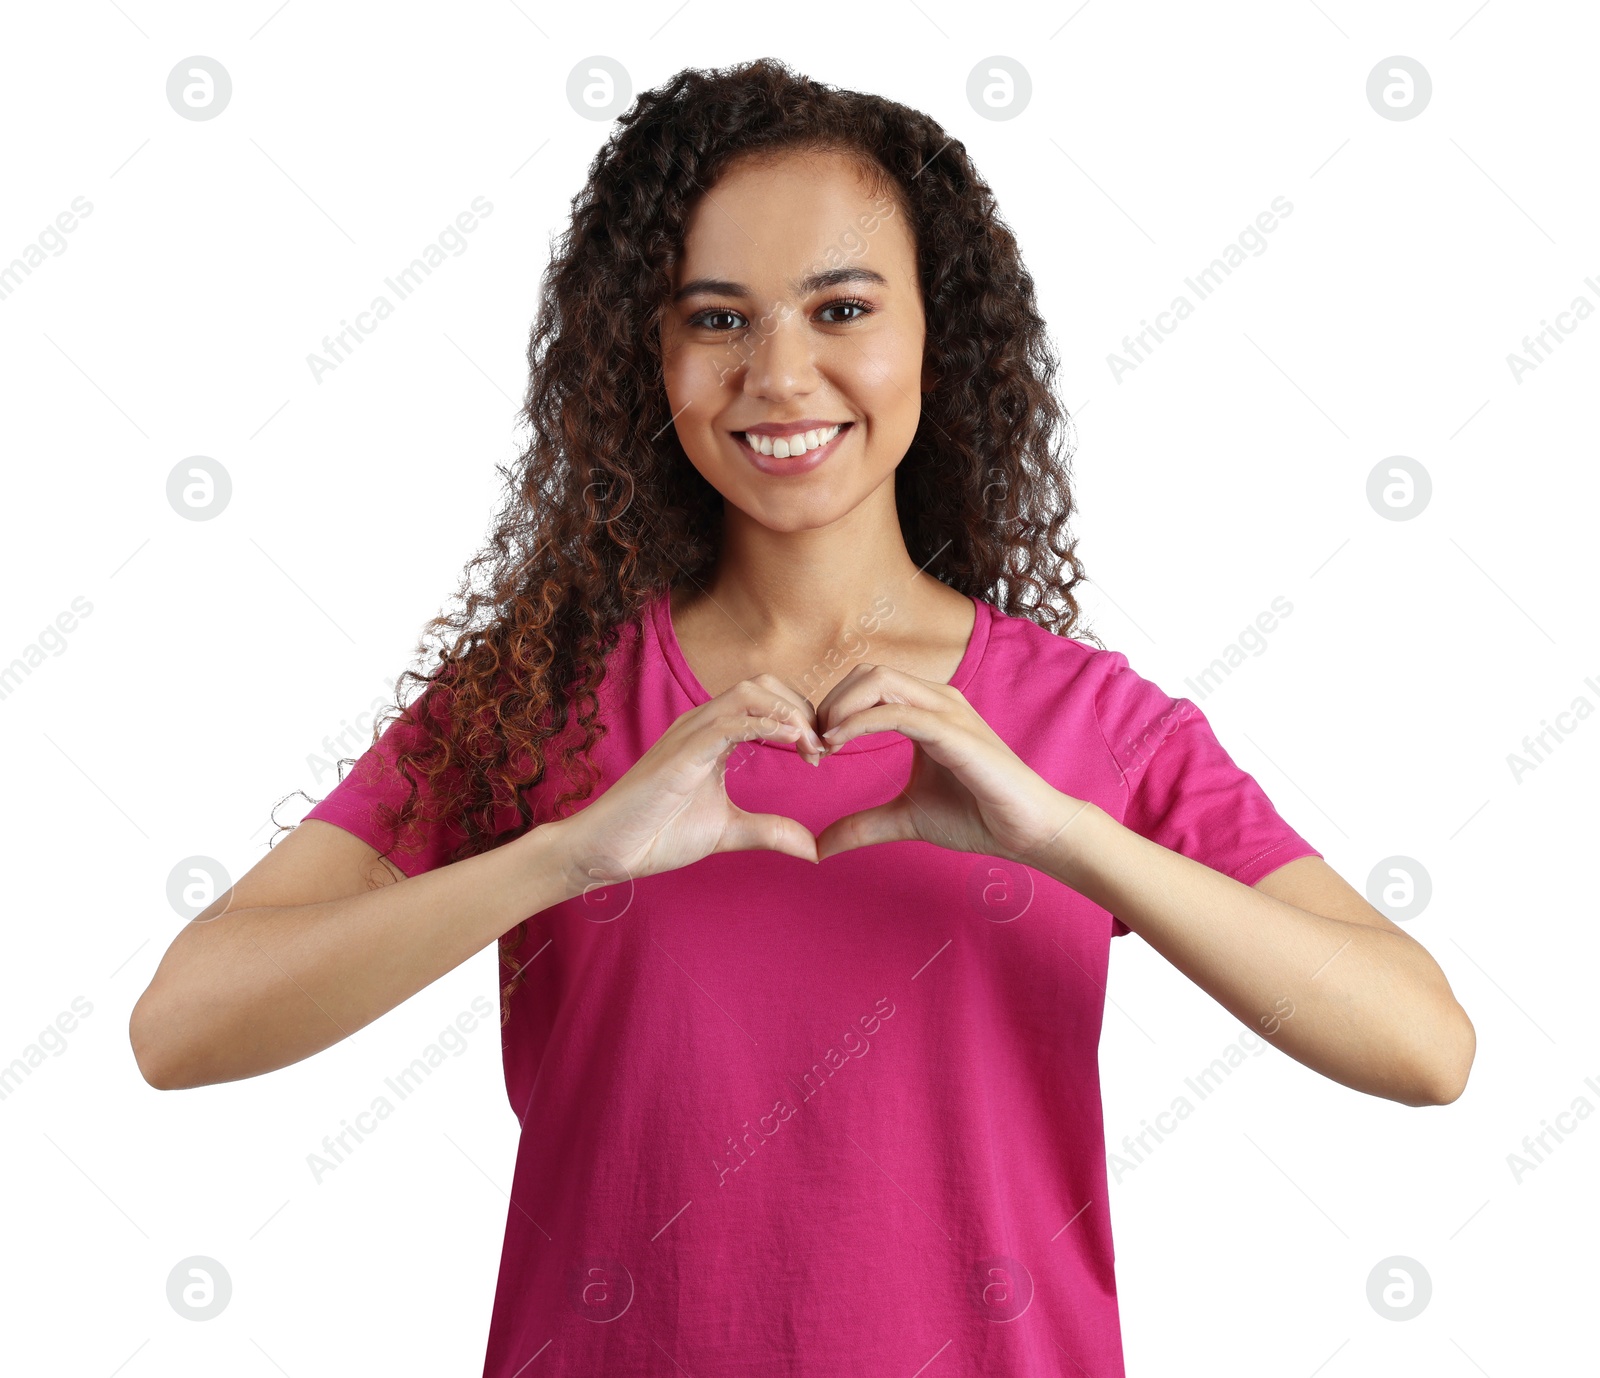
[744,423,843,457]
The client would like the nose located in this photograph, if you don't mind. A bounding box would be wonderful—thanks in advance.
[738,304,820,400]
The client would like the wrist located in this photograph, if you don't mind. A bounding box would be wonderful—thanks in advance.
[527,811,635,907]
[518,813,593,906]
[1019,793,1105,888]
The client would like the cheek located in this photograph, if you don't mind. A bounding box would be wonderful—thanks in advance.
[856,349,924,445]
[851,331,924,409]
[661,352,696,409]
[667,354,741,428]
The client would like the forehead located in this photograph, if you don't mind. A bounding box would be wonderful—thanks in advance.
[674,149,914,291]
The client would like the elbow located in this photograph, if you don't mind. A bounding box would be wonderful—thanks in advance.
[129,993,185,1091]
[1411,1003,1477,1107]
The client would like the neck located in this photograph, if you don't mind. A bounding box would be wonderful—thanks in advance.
[692,481,935,645]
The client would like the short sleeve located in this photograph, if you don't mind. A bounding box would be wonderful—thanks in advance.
[302,684,469,877]
[1092,652,1323,936]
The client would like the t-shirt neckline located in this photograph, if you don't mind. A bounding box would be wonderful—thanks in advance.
[649,587,993,756]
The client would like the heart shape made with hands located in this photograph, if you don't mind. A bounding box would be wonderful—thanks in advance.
[730,666,1077,865]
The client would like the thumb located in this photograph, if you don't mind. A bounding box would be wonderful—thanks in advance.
[718,806,820,864]
[815,797,915,861]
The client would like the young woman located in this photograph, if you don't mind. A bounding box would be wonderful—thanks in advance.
[131,59,1475,1378]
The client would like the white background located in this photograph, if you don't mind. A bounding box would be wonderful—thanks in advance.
[1,1,1594,1374]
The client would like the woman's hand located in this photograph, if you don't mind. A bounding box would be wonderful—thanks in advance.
[555,674,827,882]
[812,664,1085,865]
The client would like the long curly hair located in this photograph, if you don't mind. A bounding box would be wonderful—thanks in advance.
[279,56,1096,1027]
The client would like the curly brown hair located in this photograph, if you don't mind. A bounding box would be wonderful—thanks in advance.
[278,56,1097,1027]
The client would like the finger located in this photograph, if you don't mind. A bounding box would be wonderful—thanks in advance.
[820,702,1026,827]
[742,673,824,737]
[815,798,916,861]
[819,701,954,754]
[814,661,894,733]
[816,664,950,737]
[692,707,823,767]
[718,806,820,864]
[727,677,828,758]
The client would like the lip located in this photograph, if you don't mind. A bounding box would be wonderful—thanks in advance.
[739,418,847,438]
[732,422,853,476]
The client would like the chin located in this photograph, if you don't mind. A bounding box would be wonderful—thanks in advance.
[726,481,861,531]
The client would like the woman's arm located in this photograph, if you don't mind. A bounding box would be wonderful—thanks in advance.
[808,663,1477,1110]
[1033,800,1476,1107]
[129,818,586,1090]
[132,674,836,1090]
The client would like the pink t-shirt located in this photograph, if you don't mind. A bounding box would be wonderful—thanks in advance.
[305,589,1321,1376]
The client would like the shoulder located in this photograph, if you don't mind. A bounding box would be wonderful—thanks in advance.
[978,599,1093,661]
[977,598,1137,698]
[976,600,1198,774]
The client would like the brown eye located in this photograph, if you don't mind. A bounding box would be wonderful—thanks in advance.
[817,298,873,324]
[688,308,745,332]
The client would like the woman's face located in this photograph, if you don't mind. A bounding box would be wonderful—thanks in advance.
[660,149,931,532]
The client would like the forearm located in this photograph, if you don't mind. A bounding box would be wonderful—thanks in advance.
[1031,799,1472,1106]
[133,820,585,1089]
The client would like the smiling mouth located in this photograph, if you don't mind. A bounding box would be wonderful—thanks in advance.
[733,422,852,459]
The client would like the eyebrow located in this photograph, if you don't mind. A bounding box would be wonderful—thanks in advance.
[671,265,890,305]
